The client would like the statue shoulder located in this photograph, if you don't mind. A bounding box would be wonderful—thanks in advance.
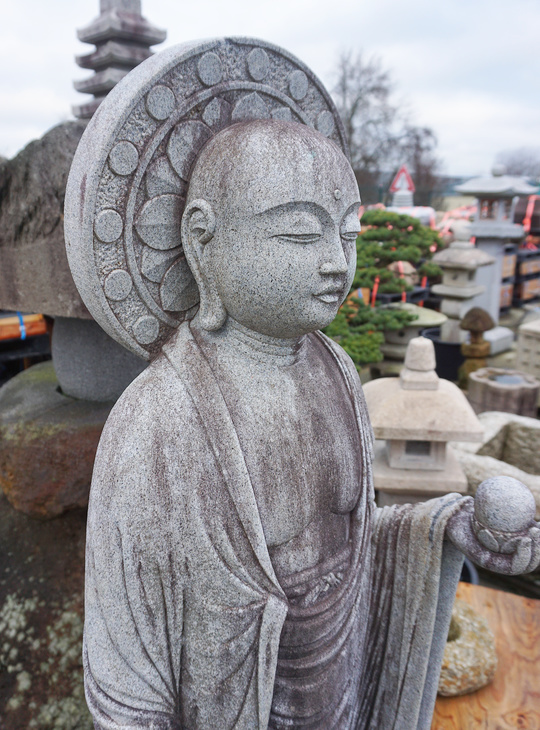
[312,330,362,389]
[89,353,205,516]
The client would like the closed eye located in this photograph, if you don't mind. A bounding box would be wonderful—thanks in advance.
[272,233,322,244]
[341,231,359,241]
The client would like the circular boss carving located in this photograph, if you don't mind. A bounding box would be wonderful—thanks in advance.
[65,37,348,359]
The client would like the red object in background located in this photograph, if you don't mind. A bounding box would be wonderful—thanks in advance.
[389,165,415,194]
[371,277,380,307]
[523,195,539,238]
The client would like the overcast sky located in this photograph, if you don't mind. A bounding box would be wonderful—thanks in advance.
[1,0,539,176]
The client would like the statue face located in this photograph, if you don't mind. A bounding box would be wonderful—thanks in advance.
[194,124,361,339]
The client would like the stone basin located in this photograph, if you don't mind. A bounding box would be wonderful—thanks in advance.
[468,367,540,417]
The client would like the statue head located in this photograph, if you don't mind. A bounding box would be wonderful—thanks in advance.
[181,120,360,338]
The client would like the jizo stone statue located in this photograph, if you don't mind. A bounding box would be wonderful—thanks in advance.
[64,38,540,729]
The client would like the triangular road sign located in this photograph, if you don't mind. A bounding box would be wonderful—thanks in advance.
[389,165,416,193]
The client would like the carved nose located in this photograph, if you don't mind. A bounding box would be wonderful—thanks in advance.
[319,256,348,275]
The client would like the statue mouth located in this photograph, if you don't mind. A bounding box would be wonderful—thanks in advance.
[313,290,342,304]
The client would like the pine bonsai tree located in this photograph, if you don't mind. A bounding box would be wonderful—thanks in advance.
[323,210,443,369]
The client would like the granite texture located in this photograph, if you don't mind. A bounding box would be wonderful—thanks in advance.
[52,317,146,401]
[0,122,89,318]
[64,38,540,730]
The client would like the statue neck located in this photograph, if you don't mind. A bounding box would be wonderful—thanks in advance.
[193,315,306,366]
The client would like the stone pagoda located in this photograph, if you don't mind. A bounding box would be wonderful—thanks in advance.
[73,0,166,119]
[455,166,535,323]
[432,220,495,342]
[363,337,484,506]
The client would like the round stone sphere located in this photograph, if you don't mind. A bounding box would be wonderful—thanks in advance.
[475,477,536,533]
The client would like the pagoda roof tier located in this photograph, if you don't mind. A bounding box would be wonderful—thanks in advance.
[72,96,106,120]
[433,242,495,270]
[77,9,166,46]
[456,173,536,198]
[74,67,129,96]
[76,40,153,71]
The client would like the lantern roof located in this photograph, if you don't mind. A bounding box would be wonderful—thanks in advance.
[363,337,484,442]
[455,165,536,198]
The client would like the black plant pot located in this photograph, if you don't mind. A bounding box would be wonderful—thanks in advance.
[421,327,464,382]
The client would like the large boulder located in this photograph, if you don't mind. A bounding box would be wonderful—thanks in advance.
[0,362,112,518]
[0,122,90,318]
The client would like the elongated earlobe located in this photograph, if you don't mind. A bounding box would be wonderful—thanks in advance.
[182,199,227,331]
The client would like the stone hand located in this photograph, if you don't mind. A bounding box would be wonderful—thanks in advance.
[445,477,540,575]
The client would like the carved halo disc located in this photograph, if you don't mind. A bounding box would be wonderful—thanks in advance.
[65,37,348,360]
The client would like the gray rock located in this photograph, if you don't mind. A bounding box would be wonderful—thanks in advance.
[0,362,113,518]
[52,317,146,402]
[0,122,90,318]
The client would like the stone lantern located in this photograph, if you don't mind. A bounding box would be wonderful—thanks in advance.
[432,221,495,342]
[363,337,484,506]
[455,166,536,324]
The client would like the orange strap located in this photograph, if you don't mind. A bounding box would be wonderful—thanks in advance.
[371,276,380,307]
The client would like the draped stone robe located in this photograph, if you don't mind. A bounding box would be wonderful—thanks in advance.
[83,322,465,730]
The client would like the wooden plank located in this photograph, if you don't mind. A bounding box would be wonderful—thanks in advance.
[0,313,47,341]
[432,582,540,730]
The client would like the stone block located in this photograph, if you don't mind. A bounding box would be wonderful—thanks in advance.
[0,122,90,318]
[484,326,514,355]
[0,362,113,518]
[372,441,468,494]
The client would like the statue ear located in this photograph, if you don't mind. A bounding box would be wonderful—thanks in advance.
[182,199,227,331]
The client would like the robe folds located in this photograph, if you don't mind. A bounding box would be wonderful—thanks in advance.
[84,322,466,730]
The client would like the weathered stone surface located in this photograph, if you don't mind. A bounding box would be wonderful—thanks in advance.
[0,490,91,728]
[468,367,539,417]
[0,362,112,518]
[504,421,540,475]
[73,0,167,119]
[0,122,90,318]
[52,317,146,401]
[438,598,497,697]
[63,37,540,730]
[404,335,436,371]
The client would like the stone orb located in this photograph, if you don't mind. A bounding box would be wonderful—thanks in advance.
[475,476,536,533]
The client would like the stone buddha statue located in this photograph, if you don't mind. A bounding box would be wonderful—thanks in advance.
[64,39,540,730]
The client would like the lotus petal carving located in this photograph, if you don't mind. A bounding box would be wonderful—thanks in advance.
[232,92,269,122]
[167,121,212,181]
[135,194,184,250]
[160,256,199,312]
[141,247,182,283]
[146,156,186,198]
